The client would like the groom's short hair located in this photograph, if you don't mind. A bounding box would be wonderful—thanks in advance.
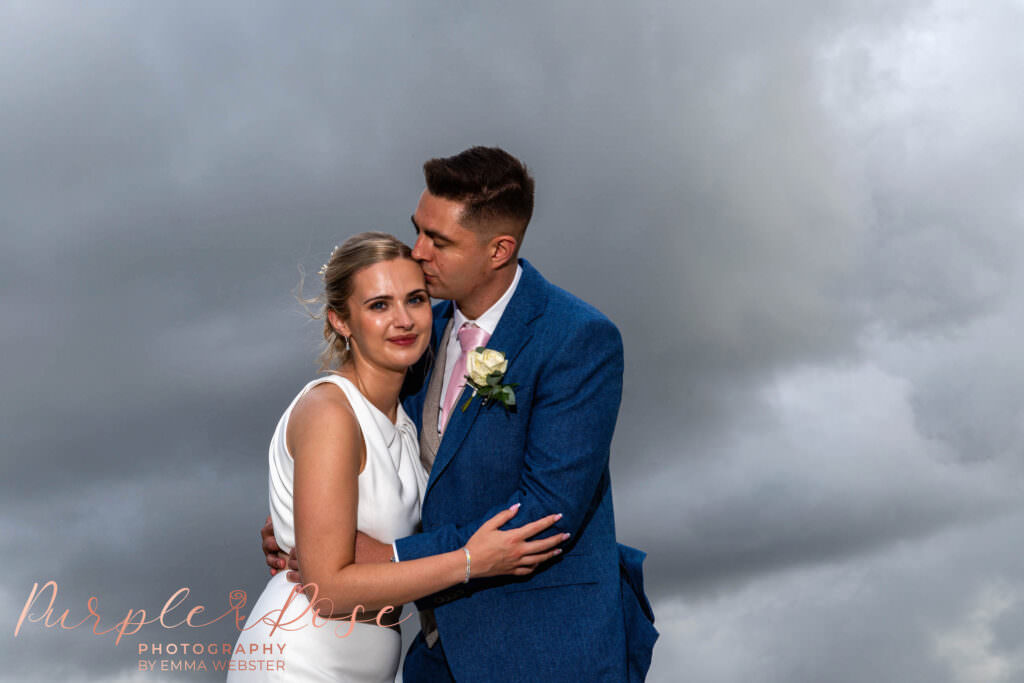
[423,146,534,243]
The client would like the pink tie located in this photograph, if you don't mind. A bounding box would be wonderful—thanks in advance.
[440,323,491,430]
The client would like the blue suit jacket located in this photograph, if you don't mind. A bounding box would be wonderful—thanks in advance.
[397,259,657,681]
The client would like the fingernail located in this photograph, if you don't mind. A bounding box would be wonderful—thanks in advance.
[510,503,521,511]
[562,532,571,540]
[555,513,563,520]
[554,549,563,555]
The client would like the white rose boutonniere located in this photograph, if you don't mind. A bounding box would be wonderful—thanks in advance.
[461,347,518,412]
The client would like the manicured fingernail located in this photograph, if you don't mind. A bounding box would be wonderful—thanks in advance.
[510,503,521,511]
[554,549,563,555]
[555,513,563,520]
[562,532,571,540]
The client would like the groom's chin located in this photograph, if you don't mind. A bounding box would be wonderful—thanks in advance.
[424,281,445,300]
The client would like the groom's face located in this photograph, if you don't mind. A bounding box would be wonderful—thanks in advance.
[410,190,490,303]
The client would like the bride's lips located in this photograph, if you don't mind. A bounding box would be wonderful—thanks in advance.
[387,334,419,346]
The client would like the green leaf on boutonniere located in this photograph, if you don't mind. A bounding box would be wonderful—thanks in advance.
[461,347,518,413]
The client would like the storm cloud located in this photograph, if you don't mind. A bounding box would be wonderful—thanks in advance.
[3,1,1024,681]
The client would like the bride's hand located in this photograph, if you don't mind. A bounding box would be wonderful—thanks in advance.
[464,504,568,579]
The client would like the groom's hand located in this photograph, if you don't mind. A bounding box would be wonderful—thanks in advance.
[261,515,293,576]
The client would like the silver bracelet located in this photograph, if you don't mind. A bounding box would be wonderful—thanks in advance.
[463,547,471,583]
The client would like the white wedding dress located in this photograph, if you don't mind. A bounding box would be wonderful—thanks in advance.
[227,375,427,682]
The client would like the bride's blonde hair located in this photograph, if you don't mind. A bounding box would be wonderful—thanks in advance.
[300,232,414,371]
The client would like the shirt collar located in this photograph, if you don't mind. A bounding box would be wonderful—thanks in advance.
[452,264,522,336]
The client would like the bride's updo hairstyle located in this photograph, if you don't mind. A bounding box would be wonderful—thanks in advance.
[304,232,413,371]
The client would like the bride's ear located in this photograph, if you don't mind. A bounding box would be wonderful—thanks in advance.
[327,308,350,338]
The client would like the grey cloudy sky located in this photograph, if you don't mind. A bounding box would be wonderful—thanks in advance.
[3,1,1024,681]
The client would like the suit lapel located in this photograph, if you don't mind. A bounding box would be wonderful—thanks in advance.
[423,300,454,399]
[424,260,547,498]
[419,318,451,469]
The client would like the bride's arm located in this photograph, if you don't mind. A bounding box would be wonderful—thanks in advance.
[289,385,562,615]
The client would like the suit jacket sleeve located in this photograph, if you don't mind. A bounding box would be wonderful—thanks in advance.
[394,315,623,564]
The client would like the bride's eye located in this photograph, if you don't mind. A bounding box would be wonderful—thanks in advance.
[370,301,388,311]
[408,294,426,305]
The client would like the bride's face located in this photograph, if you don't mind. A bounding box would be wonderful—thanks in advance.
[333,258,432,372]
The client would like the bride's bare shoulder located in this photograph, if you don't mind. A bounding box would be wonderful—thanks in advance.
[287,380,361,461]
[295,379,355,415]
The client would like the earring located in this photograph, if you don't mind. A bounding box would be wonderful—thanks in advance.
[344,336,351,352]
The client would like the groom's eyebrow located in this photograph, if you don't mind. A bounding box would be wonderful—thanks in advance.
[410,216,450,245]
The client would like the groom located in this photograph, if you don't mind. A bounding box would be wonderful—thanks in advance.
[265,146,656,681]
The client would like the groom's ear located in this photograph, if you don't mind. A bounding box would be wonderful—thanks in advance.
[488,234,518,270]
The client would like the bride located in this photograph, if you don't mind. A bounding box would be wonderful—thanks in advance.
[227,233,563,681]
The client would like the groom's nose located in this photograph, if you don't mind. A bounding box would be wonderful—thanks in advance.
[409,232,425,259]
[411,232,430,262]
